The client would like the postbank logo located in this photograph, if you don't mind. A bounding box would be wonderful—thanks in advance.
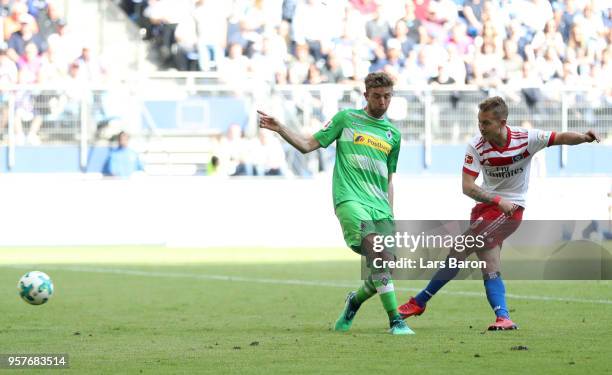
[353,133,391,154]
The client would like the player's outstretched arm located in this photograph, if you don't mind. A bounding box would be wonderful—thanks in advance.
[551,130,600,146]
[257,110,321,154]
[462,172,516,216]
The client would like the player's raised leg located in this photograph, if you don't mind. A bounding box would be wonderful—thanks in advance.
[399,245,473,319]
[333,202,378,332]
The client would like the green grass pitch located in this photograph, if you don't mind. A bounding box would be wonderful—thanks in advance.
[1,247,611,374]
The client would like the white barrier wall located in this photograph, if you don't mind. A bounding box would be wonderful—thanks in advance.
[0,175,610,247]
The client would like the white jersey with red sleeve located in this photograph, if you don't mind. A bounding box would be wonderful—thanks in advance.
[462,125,556,207]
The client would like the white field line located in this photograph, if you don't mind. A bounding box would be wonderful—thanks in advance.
[2,265,611,305]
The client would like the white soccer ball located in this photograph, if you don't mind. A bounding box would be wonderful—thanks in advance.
[18,271,54,305]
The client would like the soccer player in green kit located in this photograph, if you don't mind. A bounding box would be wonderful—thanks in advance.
[257,72,413,335]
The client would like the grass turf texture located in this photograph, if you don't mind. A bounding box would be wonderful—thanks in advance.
[1,247,611,374]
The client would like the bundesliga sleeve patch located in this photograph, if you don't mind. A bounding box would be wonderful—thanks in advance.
[322,120,332,130]
[537,131,549,142]
[465,154,474,165]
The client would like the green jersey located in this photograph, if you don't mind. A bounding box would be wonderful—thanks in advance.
[313,108,401,215]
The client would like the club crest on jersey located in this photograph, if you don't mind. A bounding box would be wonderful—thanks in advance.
[353,133,391,154]
[512,154,524,162]
[386,130,392,140]
[465,154,474,165]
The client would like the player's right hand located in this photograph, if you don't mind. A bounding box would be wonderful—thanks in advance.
[498,199,517,217]
[257,110,281,133]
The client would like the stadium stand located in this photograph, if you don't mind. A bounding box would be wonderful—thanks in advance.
[0,0,611,176]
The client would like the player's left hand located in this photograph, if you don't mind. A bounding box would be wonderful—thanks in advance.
[498,199,517,217]
[584,130,600,143]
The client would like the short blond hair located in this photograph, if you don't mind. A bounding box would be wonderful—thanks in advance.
[364,72,394,91]
[478,96,508,120]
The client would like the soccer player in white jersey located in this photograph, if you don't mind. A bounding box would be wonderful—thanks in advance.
[398,96,600,330]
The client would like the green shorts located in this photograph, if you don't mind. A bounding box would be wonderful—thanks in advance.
[335,200,395,254]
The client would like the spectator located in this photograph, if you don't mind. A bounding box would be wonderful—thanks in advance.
[254,131,287,176]
[12,42,44,145]
[16,42,42,84]
[470,41,503,87]
[0,0,11,17]
[45,21,80,68]
[558,0,580,41]
[0,44,18,139]
[287,42,313,84]
[365,9,392,45]
[3,2,36,41]
[573,2,606,42]
[369,38,404,77]
[173,12,199,71]
[320,52,345,83]
[501,39,524,83]
[444,46,467,84]
[218,43,251,84]
[0,43,18,84]
[413,0,431,22]
[446,21,473,56]
[192,0,230,71]
[143,0,188,65]
[7,16,46,62]
[428,64,455,85]
[291,0,332,61]
[304,62,323,84]
[36,0,63,40]
[250,36,286,84]
[391,18,417,58]
[102,131,144,178]
[350,0,377,16]
[531,19,566,57]
[462,0,484,33]
[536,47,563,83]
[400,48,430,85]
[281,0,298,22]
[399,1,423,42]
[28,0,48,18]
[74,46,106,83]
[207,155,220,176]
[121,0,610,99]
[513,0,553,34]
[220,123,252,176]
[330,22,359,74]
[55,62,90,126]
[423,0,458,39]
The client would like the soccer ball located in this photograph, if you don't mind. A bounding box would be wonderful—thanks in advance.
[18,271,54,305]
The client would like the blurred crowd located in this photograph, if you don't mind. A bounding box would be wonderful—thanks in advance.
[0,0,107,144]
[122,0,611,97]
[207,123,289,176]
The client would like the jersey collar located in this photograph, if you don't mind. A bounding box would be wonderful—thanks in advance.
[488,126,511,152]
[362,108,385,120]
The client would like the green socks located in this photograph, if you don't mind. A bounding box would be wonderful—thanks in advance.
[372,272,400,322]
[353,272,401,324]
[355,275,376,304]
